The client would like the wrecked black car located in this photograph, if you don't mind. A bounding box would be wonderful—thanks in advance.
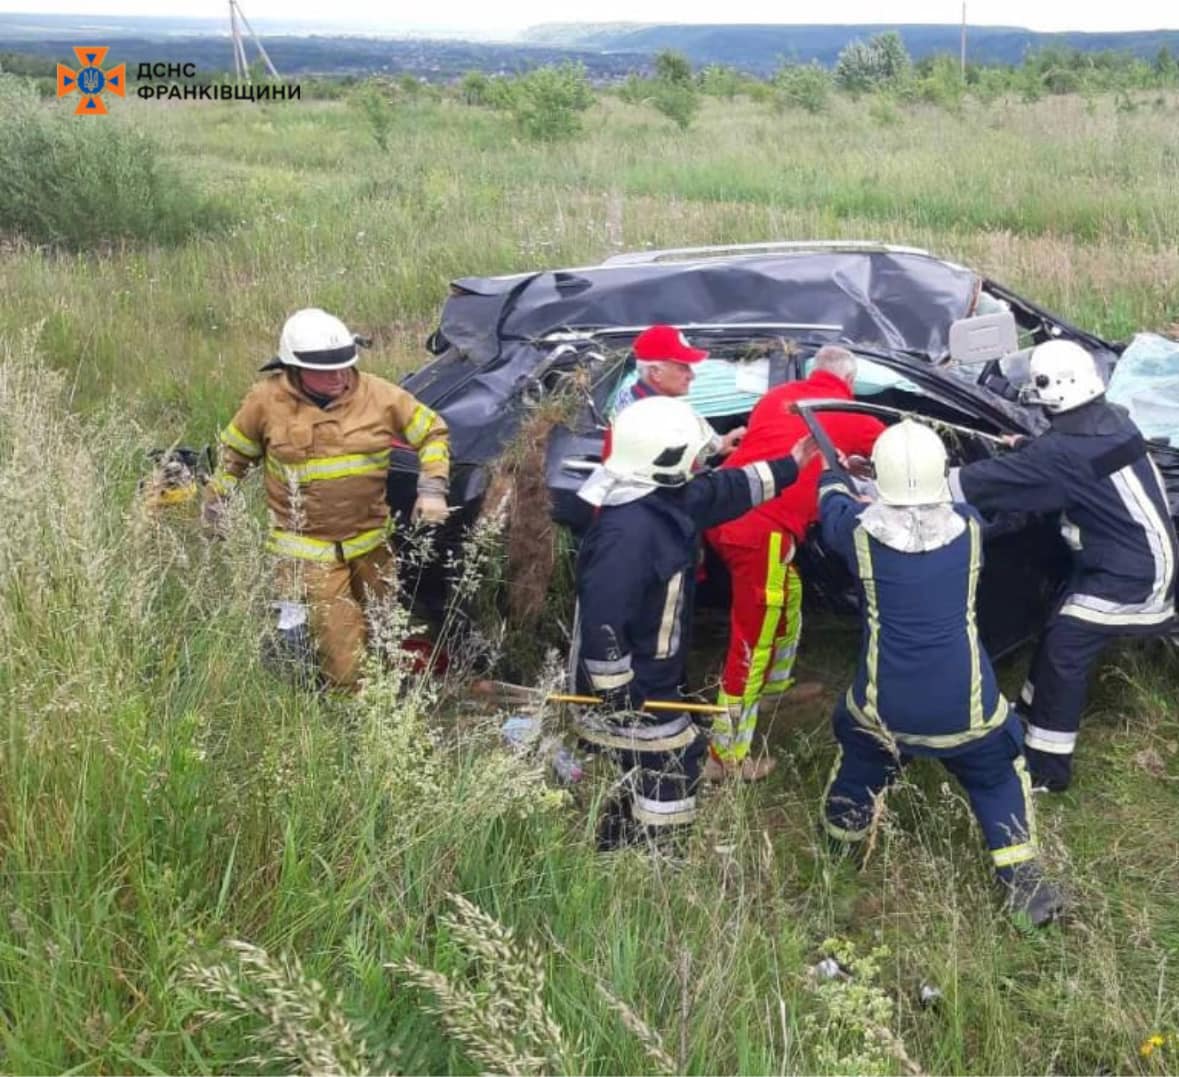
[388,241,1179,658]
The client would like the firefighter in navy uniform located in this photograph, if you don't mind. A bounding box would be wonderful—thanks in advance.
[573,395,817,850]
[949,340,1178,792]
[819,421,1063,927]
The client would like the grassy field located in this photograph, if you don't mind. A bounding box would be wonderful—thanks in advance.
[2,86,1179,1074]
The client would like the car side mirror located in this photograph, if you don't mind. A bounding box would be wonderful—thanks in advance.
[948,311,1019,365]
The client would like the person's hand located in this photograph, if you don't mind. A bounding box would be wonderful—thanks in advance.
[791,434,819,470]
[412,493,450,525]
[718,426,747,455]
[1000,433,1029,449]
[845,454,874,480]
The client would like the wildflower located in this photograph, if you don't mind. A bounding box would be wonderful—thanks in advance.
[1141,1034,1167,1058]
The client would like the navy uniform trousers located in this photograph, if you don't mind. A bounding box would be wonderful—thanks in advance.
[824,705,1036,882]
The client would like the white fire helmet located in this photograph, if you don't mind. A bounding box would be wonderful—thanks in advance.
[1021,339,1105,413]
[605,396,716,487]
[872,419,951,506]
[275,308,359,370]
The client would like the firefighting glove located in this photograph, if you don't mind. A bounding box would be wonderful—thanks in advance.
[412,476,451,526]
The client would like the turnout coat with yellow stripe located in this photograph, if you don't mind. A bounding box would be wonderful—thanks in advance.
[818,477,1008,755]
[211,369,449,560]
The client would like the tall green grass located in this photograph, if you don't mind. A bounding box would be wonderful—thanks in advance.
[0,79,229,250]
[2,88,1179,1074]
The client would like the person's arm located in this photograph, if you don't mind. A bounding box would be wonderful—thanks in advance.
[817,471,867,569]
[948,436,1071,514]
[392,387,451,523]
[684,436,818,531]
[577,521,648,710]
[202,387,265,534]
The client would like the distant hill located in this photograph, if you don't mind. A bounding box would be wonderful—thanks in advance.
[523,22,1179,72]
[0,31,640,81]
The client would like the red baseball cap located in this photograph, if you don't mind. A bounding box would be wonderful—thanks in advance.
[632,324,709,365]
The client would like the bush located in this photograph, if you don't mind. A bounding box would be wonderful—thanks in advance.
[649,79,701,130]
[349,78,396,151]
[916,53,965,112]
[774,62,833,114]
[510,63,594,142]
[654,49,693,86]
[698,64,742,99]
[0,83,228,249]
[836,30,912,95]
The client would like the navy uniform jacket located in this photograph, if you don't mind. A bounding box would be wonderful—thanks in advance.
[576,458,799,708]
[949,400,1177,633]
[818,477,1008,753]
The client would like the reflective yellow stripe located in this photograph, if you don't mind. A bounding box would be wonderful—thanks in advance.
[711,693,741,762]
[822,742,870,841]
[403,404,438,448]
[992,842,1037,869]
[418,442,449,467]
[1015,754,1037,848]
[965,519,984,729]
[221,423,261,459]
[267,526,387,563]
[766,562,803,689]
[853,528,881,724]
[265,449,391,485]
[845,691,1008,750]
[208,471,239,496]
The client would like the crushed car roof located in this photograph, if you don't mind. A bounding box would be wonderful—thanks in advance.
[438,249,980,365]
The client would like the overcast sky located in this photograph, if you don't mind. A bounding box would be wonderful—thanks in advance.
[4,1,1176,35]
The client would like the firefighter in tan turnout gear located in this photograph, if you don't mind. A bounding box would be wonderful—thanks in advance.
[203,308,450,690]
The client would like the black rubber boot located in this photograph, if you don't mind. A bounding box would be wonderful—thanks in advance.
[1001,861,1065,928]
[1025,747,1072,793]
[596,796,639,852]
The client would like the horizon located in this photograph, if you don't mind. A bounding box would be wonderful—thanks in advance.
[1,5,1177,37]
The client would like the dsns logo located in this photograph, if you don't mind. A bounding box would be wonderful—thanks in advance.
[57,47,126,115]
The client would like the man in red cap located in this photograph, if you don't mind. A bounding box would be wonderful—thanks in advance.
[704,345,886,781]
[607,325,745,458]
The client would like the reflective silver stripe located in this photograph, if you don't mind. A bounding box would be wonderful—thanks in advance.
[1061,464,1176,627]
[632,793,697,827]
[819,480,852,501]
[574,714,697,752]
[589,669,634,691]
[584,655,632,676]
[1060,513,1083,552]
[947,467,965,503]
[655,572,685,659]
[742,461,776,505]
[1024,724,1077,755]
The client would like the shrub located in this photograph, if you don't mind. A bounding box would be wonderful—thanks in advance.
[698,64,742,99]
[510,62,594,142]
[774,62,833,114]
[617,73,650,106]
[654,49,693,86]
[836,30,912,95]
[0,82,228,249]
[349,78,396,151]
[649,79,701,131]
[916,53,966,112]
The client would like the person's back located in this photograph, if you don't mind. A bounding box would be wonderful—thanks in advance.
[832,503,1006,746]
[818,420,1063,928]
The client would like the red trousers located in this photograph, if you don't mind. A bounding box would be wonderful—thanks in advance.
[707,529,803,763]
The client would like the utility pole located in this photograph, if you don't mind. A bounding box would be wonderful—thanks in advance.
[957,0,966,81]
[228,0,282,84]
